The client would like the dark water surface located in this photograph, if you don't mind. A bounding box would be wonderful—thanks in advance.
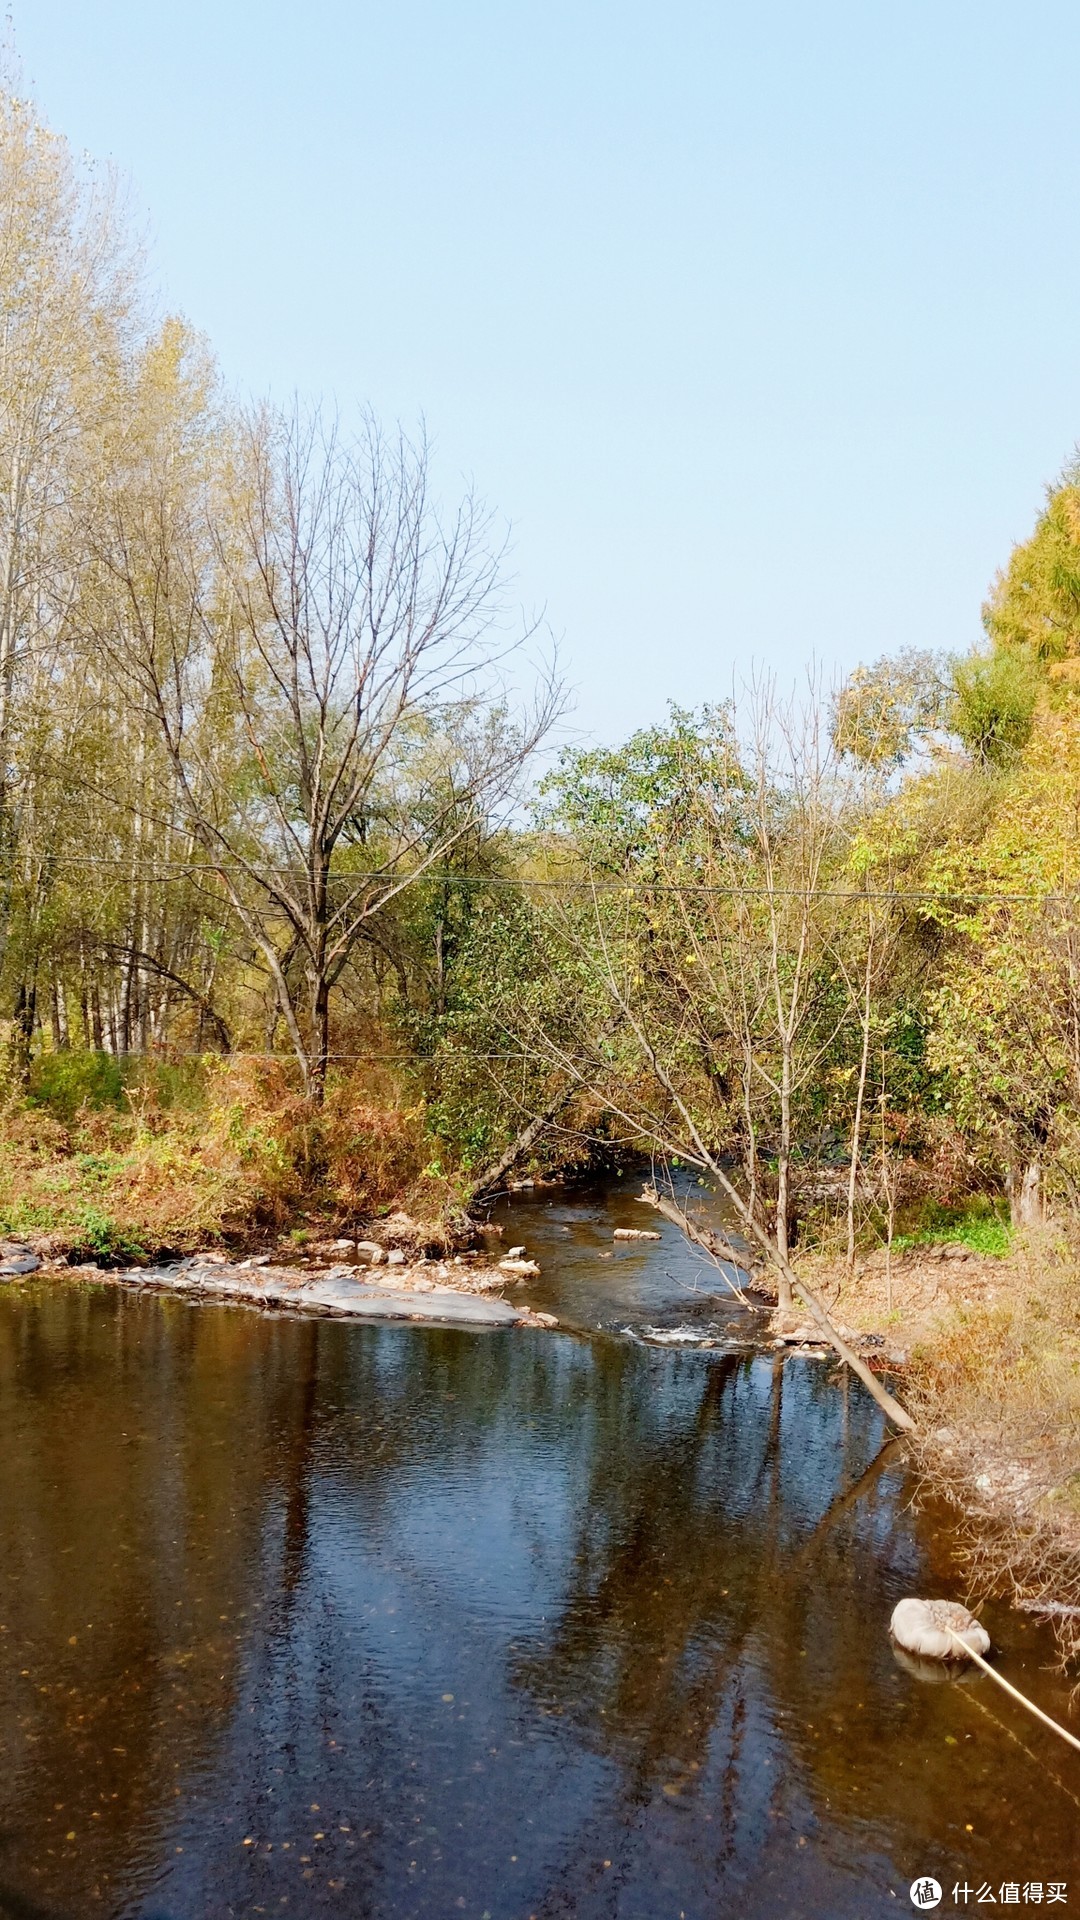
[1,1185,1078,1920]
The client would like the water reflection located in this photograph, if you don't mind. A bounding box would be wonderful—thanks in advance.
[0,1273,1077,1920]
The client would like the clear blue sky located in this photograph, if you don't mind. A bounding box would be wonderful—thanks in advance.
[17,1,1080,743]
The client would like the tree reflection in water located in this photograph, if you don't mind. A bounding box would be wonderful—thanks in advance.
[0,1282,1076,1920]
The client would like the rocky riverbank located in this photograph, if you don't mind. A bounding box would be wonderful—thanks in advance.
[0,1219,559,1331]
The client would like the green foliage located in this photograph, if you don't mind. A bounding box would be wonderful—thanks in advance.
[983,469,1080,664]
[538,704,744,873]
[28,1051,125,1117]
[949,650,1040,768]
[413,882,608,1174]
[71,1206,147,1265]
[894,1197,1012,1258]
[923,704,1080,1182]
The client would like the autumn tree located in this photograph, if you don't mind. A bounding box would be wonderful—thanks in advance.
[0,79,142,1067]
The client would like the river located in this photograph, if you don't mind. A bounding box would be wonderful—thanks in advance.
[0,1178,1076,1918]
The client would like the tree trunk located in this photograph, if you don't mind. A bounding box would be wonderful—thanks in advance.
[311,973,330,1105]
[775,1049,793,1307]
[50,975,70,1051]
[433,912,446,1018]
[628,1040,916,1432]
[740,1043,760,1227]
[9,977,35,1086]
[1010,1157,1043,1228]
[846,930,875,1269]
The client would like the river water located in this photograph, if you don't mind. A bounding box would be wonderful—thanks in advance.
[0,1180,1077,1919]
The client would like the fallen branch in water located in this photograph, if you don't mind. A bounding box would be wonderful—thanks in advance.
[631,1105,916,1433]
[513,938,918,1433]
[638,1187,758,1309]
[945,1629,1080,1753]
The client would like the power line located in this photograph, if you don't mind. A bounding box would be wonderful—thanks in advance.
[23,1048,606,1064]
[12,852,1080,905]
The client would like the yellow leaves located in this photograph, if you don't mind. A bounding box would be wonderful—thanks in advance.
[1059,485,1080,547]
[1047,657,1080,686]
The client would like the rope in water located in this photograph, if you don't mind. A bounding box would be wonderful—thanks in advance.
[946,1629,1080,1754]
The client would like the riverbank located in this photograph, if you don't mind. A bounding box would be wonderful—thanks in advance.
[0,1057,457,1265]
[1,1223,559,1331]
[785,1232,1080,1663]
[7,1075,1080,1666]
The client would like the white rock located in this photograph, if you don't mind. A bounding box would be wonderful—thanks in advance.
[387,1249,406,1266]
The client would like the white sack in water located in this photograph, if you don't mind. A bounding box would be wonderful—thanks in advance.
[890,1597,990,1661]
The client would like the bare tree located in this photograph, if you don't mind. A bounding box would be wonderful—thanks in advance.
[508,921,915,1431]
[666,680,844,1302]
[91,396,560,1095]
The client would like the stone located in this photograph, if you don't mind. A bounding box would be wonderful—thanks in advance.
[507,1245,526,1258]
[387,1249,406,1266]
[0,1243,40,1277]
[613,1228,662,1241]
[498,1258,540,1277]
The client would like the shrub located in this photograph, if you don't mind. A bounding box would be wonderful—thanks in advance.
[27,1050,124,1118]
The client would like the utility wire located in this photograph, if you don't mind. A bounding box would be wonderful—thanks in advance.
[18,1049,613,1064]
[14,853,1080,905]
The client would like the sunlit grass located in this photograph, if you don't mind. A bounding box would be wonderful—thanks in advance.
[894,1197,1012,1258]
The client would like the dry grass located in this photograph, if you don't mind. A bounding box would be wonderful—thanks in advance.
[904,1231,1080,1666]
[0,1055,436,1261]
[796,1231,1080,1665]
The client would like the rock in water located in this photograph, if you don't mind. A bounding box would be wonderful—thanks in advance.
[890,1597,990,1661]
[0,1243,40,1277]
